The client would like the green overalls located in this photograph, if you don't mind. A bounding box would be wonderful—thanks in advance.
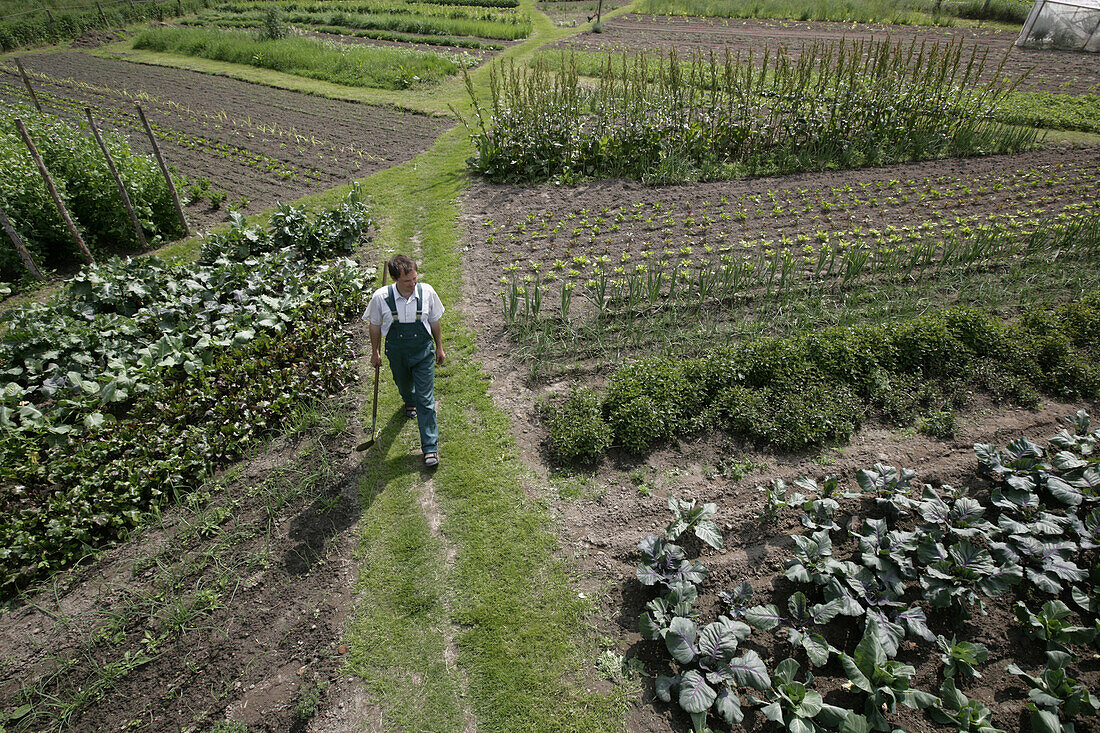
[384,283,438,454]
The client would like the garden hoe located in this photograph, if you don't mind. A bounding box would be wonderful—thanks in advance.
[356,364,381,452]
[356,261,388,452]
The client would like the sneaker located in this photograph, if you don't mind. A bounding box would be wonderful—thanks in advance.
[424,452,439,467]
[404,405,417,418]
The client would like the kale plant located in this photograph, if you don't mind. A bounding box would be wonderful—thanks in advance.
[839,629,937,731]
[654,616,770,732]
[666,495,724,550]
[785,530,858,587]
[855,463,917,519]
[928,678,1004,733]
[744,592,842,667]
[751,658,873,733]
[1008,651,1100,733]
[917,539,1021,616]
[636,535,707,589]
[1014,601,1098,651]
[936,635,990,679]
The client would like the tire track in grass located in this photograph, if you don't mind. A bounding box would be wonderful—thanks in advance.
[343,117,629,730]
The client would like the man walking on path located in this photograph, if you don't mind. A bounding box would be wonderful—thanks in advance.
[365,255,446,467]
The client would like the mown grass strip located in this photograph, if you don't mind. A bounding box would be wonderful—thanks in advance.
[344,123,627,731]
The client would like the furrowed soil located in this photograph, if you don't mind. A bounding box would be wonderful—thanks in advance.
[553,14,1100,95]
[0,53,451,231]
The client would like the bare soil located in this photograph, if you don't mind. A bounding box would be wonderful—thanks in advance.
[0,53,452,231]
[555,14,1100,95]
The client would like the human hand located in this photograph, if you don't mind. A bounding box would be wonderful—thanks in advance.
[436,348,446,366]
[370,352,382,368]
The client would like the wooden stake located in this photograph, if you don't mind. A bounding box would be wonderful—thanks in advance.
[44,6,55,28]
[0,205,46,282]
[135,104,189,236]
[14,58,42,113]
[95,0,108,26]
[14,118,94,265]
[85,108,147,250]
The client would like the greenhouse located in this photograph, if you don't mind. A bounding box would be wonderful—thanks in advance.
[1017,0,1100,52]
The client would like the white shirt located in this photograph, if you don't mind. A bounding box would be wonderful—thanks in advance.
[363,282,444,337]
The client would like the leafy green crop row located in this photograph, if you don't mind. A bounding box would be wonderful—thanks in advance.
[465,41,1038,185]
[132,26,472,89]
[200,0,531,39]
[547,295,1100,460]
[0,192,373,596]
[638,413,1100,731]
[633,0,1029,25]
[999,92,1100,135]
[0,105,185,282]
[193,6,530,39]
[0,0,209,52]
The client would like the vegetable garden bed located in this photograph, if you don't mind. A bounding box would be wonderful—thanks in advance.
[0,53,451,231]
[0,192,375,596]
[552,14,1100,96]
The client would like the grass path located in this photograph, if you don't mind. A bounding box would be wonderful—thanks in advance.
[291,2,634,730]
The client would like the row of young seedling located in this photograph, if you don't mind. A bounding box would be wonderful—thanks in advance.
[633,411,1100,732]
[483,160,1097,252]
[497,203,1100,326]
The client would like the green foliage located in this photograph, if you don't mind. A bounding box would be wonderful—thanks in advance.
[547,297,1100,462]
[632,0,1022,24]
[666,495,724,550]
[928,678,1005,733]
[464,41,1038,185]
[998,93,1100,135]
[258,6,288,39]
[839,629,935,730]
[745,592,842,667]
[132,26,469,89]
[1014,601,1098,651]
[936,635,989,679]
[0,194,372,595]
[752,658,871,733]
[1008,651,1100,731]
[756,478,805,523]
[0,0,206,52]
[544,386,612,462]
[195,0,531,39]
[0,104,184,280]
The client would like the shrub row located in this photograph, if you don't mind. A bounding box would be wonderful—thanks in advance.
[465,42,1038,185]
[547,294,1100,461]
[0,104,185,282]
[0,194,372,596]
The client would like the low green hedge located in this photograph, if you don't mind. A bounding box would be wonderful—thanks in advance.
[547,294,1100,460]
